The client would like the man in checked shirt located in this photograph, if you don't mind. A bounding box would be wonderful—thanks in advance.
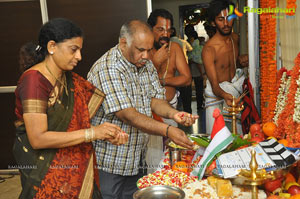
[87,20,198,199]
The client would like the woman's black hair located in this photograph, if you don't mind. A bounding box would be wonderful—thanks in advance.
[207,0,235,23]
[19,18,83,72]
[147,9,173,28]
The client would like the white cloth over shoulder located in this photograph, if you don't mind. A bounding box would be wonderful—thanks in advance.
[204,69,245,135]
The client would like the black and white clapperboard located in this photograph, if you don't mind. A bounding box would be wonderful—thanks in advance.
[216,138,299,178]
[259,138,297,170]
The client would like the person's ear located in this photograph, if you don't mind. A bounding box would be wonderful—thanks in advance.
[47,40,57,55]
[119,37,127,51]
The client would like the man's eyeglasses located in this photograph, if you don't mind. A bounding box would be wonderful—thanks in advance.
[154,27,173,34]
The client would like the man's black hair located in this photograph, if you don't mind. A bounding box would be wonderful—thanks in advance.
[208,0,235,23]
[147,9,173,28]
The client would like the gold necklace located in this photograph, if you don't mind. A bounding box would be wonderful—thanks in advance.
[45,63,68,96]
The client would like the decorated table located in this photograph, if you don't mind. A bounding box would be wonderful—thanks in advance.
[135,70,300,199]
[135,131,299,198]
[134,0,300,197]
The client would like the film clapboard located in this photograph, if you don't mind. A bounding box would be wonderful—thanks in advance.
[216,138,299,179]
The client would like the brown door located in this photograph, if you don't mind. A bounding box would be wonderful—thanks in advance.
[0,0,43,169]
[0,0,147,169]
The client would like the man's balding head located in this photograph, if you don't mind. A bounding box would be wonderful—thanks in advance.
[119,20,153,47]
[119,20,154,68]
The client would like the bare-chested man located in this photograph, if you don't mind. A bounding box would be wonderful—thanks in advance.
[202,0,248,135]
[146,9,194,173]
[147,9,192,115]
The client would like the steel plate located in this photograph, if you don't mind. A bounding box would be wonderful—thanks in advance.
[133,185,185,199]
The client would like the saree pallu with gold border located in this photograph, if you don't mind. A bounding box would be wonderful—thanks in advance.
[13,72,105,199]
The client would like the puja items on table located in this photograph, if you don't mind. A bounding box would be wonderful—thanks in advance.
[137,105,300,199]
[136,169,196,189]
[183,178,267,199]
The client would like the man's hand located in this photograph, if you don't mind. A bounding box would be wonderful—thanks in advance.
[173,112,199,126]
[223,93,234,106]
[167,126,193,149]
[238,54,249,68]
[106,131,129,146]
[152,43,169,69]
[223,93,241,107]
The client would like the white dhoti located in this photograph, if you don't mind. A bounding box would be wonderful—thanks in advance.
[145,134,164,174]
[146,91,179,174]
[205,69,245,135]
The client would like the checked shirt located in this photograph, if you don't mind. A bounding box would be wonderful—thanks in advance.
[87,45,165,176]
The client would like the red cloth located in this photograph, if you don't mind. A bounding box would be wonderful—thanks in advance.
[15,70,53,118]
[241,78,261,134]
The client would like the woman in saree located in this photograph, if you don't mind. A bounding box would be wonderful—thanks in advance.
[13,18,128,199]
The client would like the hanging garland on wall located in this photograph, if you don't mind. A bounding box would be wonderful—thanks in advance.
[259,0,300,147]
[259,0,277,123]
[259,0,278,123]
[274,53,300,147]
[286,0,297,16]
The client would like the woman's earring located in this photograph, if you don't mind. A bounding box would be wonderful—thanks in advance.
[50,52,54,55]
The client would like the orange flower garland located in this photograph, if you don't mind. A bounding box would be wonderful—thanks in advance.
[259,0,277,123]
[286,0,297,16]
[275,52,300,147]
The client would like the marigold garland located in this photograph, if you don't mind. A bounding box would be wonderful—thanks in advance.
[259,0,277,123]
[286,0,297,16]
[275,52,300,147]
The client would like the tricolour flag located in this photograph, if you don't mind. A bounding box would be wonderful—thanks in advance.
[191,108,234,179]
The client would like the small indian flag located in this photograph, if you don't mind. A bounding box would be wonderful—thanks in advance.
[191,108,234,179]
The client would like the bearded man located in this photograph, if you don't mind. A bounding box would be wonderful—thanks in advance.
[202,0,249,135]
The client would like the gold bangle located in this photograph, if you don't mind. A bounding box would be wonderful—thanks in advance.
[85,129,90,142]
[90,127,95,142]
[85,128,94,143]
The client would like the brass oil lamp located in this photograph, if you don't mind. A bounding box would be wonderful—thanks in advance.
[223,96,244,135]
[236,149,274,199]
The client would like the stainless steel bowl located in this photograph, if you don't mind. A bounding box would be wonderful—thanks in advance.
[133,185,185,199]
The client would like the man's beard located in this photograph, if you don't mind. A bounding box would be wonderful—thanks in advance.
[154,36,170,49]
[215,24,232,36]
